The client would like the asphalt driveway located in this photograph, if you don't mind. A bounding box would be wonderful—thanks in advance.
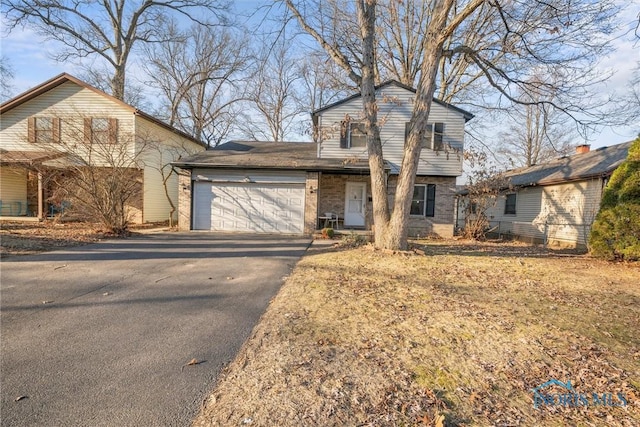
[0,233,310,426]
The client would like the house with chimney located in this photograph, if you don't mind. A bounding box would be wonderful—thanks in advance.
[457,141,633,248]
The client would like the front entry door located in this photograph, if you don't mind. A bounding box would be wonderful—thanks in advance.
[344,182,366,227]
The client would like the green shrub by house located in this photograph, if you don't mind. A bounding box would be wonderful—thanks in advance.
[589,137,640,260]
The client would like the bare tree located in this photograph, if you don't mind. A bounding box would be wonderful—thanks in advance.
[2,0,229,100]
[144,22,250,147]
[459,149,509,239]
[285,0,620,250]
[497,73,576,167]
[286,0,485,249]
[297,51,353,141]
[238,37,306,142]
[0,56,14,101]
[35,112,148,234]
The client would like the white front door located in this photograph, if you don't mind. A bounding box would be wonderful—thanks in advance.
[344,182,366,227]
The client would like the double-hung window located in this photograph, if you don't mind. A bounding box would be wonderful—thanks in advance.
[410,184,436,217]
[28,117,60,144]
[340,121,367,148]
[85,118,118,144]
[405,122,444,150]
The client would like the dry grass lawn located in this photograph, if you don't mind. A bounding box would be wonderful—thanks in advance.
[193,240,639,427]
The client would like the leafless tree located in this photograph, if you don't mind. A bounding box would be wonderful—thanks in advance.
[285,0,620,250]
[459,149,509,240]
[2,0,230,100]
[0,56,14,101]
[238,37,307,142]
[143,22,251,147]
[297,51,353,142]
[34,112,147,234]
[497,73,576,167]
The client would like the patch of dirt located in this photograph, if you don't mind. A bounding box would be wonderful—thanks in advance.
[0,220,113,257]
[193,240,640,427]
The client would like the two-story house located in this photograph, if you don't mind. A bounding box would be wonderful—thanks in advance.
[0,73,205,222]
[174,80,473,236]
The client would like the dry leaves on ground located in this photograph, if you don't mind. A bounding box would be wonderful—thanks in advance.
[193,240,639,427]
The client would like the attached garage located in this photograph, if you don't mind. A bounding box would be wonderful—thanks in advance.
[192,170,306,234]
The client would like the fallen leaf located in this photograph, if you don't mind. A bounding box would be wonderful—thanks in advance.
[435,414,445,427]
[15,396,28,402]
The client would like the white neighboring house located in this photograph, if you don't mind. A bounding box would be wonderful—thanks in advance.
[457,142,632,248]
[0,73,205,222]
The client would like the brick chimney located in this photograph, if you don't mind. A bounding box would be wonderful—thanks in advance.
[576,144,591,154]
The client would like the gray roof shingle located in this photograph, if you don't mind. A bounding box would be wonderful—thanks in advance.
[173,140,385,172]
[504,141,633,187]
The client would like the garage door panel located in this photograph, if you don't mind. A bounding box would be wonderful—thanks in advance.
[193,181,305,233]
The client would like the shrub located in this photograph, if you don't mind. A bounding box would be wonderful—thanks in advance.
[589,137,640,260]
[321,227,335,239]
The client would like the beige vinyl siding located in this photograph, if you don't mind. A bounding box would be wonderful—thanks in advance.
[0,167,27,215]
[135,116,205,222]
[317,85,466,176]
[0,81,135,165]
[482,179,605,247]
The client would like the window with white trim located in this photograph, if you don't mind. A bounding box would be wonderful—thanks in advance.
[405,122,444,150]
[410,184,436,217]
[340,121,367,148]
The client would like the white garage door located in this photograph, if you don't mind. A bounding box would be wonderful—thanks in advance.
[193,181,305,233]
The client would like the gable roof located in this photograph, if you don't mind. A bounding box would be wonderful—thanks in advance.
[504,141,633,187]
[173,140,388,173]
[311,80,474,122]
[0,73,206,148]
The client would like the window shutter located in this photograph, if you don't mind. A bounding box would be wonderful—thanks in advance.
[28,117,35,143]
[405,122,411,145]
[339,121,348,148]
[108,118,118,144]
[52,118,61,143]
[426,184,436,217]
[433,123,444,150]
[84,118,92,144]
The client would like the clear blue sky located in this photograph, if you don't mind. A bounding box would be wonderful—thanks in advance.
[1,1,639,149]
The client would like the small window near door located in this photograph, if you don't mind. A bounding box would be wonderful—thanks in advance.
[504,193,517,215]
[411,184,436,217]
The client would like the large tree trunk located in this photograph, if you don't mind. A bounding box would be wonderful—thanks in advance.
[357,0,392,245]
[111,64,126,101]
[382,5,449,250]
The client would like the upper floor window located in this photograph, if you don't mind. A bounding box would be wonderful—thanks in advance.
[340,121,367,148]
[405,122,445,151]
[84,118,117,144]
[411,184,436,217]
[28,117,60,144]
[504,193,517,215]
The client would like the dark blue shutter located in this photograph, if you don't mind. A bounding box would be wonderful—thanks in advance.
[426,184,436,217]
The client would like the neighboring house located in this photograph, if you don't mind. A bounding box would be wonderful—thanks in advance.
[0,73,205,222]
[174,80,473,236]
[457,142,632,248]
